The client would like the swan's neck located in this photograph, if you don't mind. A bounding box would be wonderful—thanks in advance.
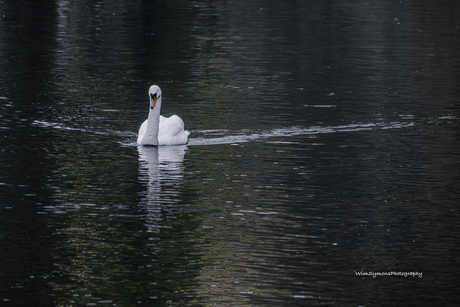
[141,104,161,145]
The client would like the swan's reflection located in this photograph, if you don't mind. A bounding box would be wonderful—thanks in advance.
[138,145,187,233]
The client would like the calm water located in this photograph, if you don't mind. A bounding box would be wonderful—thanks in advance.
[1,0,460,306]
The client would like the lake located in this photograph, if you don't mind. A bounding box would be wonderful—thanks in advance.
[1,0,460,305]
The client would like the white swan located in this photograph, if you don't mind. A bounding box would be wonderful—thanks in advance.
[137,85,190,146]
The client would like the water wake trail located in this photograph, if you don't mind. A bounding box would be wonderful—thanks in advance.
[188,121,416,146]
[33,114,457,147]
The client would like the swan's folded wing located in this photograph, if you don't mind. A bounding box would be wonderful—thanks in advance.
[137,119,148,145]
[158,115,189,145]
[160,115,185,136]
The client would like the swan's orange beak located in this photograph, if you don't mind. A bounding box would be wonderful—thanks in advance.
[150,93,156,109]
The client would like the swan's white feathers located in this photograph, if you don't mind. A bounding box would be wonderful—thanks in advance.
[158,115,190,145]
[137,86,189,146]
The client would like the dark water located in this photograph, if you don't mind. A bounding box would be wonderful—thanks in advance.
[1,0,460,305]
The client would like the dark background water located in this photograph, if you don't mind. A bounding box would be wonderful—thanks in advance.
[1,0,460,306]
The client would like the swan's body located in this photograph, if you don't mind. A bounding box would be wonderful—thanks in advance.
[137,85,190,146]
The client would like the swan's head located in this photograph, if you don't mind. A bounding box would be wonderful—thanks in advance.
[148,85,162,110]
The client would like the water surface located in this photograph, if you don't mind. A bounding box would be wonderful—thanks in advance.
[1,0,460,306]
